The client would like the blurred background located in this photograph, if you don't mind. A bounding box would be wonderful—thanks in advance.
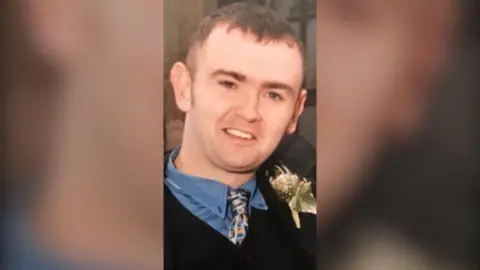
[3,1,165,268]
[164,0,317,149]
[315,0,479,269]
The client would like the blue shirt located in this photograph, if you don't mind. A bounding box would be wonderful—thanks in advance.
[165,148,268,238]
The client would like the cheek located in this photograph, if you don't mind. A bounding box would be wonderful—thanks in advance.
[259,104,294,136]
[190,85,229,123]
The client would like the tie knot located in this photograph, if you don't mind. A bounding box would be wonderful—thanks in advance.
[228,189,250,215]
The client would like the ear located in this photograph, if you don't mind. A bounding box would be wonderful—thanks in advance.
[170,62,193,112]
[27,0,86,65]
[286,89,307,134]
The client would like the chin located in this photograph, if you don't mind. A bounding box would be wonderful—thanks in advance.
[214,148,269,172]
[222,159,261,173]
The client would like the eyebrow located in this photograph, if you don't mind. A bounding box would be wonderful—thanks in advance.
[261,81,294,93]
[210,69,294,93]
[210,69,246,81]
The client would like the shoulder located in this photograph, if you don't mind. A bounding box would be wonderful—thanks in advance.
[264,134,316,192]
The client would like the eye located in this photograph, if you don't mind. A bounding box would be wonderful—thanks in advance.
[266,92,284,101]
[218,80,237,90]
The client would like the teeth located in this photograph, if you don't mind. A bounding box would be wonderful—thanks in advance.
[225,128,254,140]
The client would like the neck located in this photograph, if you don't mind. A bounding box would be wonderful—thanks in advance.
[31,77,162,269]
[176,140,254,189]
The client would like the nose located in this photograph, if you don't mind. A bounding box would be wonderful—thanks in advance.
[235,93,262,122]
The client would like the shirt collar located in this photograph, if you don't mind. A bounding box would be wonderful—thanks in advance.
[165,148,268,219]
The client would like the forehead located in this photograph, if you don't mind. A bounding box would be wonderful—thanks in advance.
[195,25,303,87]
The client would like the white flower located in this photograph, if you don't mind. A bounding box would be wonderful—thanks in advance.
[269,165,317,228]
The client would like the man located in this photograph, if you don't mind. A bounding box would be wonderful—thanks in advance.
[3,1,164,269]
[164,3,316,270]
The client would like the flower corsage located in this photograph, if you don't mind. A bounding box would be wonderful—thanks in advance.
[269,165,317,229]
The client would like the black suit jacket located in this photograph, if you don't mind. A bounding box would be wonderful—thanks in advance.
[164,140,316,270]
[268,134,316,196]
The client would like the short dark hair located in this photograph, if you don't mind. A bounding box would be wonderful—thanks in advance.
[186,2,304,73]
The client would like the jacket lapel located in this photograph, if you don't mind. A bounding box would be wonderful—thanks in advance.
[255,166,316,261]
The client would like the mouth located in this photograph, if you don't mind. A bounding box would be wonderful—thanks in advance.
[223,128,256,141]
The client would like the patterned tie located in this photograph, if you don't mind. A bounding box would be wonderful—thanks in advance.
[228,189,250,246]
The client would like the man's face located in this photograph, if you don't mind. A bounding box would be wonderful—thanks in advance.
[180,26,305,172]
